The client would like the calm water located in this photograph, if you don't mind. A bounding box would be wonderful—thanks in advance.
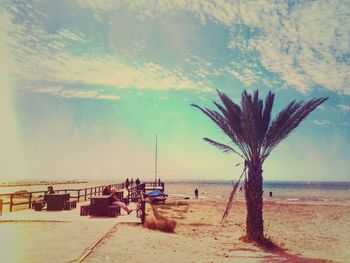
[165,180,350,205]
[1,180,350,205]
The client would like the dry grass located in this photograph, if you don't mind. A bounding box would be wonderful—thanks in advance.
[144,204,177,233]
[164,200,189,206]
[144,218,177,233]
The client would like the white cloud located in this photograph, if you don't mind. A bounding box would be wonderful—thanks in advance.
[337,104,350,112]
[313,119,330,125]
[77,0,350,94]
[57,29,87,42]
[41,55,211,91]
[225,1,350,94]
[2,1,214,96]
[4,0,350,96]
[34,87,121,101]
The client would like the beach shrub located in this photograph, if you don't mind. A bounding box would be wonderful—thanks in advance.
[145,218,176,233]
[144,204,177,233]
[173,201,189,206]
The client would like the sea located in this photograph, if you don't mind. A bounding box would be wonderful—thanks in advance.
[165,180,350,206]
[1,180,350,206]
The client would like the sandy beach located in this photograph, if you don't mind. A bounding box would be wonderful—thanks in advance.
[2,1,349,262]
[0,197,350,262]
[70,199,350,262]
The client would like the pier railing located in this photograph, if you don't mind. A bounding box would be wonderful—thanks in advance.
[0,183,123,212]
[127,181,164,224]
[127,181,164,198]
[0,181,164,224]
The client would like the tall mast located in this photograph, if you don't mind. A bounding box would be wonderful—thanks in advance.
[155,134,158,184]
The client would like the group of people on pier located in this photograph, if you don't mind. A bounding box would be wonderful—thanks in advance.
[124,177,141,189]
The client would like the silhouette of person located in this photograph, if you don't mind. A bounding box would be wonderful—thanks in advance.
[194,188,199,199]
[102,185,111,195]
[46,186,55,194]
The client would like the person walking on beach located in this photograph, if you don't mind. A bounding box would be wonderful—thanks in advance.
[194,188,199,199]
[109,188,133,215]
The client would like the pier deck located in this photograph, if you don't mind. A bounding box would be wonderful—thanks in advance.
[0,202,140,263]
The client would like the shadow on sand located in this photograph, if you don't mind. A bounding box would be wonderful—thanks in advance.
[242,236,336,263]
[259,239,336,263]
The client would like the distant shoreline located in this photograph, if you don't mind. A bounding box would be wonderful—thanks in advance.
[0,180,88,187]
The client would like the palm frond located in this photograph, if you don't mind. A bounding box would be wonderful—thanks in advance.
[216,90,242,118]
[192,91,328,165]
[214,91,247,150]
[204,138,244,158]
[192,103,250,159]
[261,92,274,140]
[240,90,260,159]
[221,165,246,223]
[262,97,328,160]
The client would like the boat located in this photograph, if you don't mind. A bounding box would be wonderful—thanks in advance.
[148,134,168,204]
[148,189,168,204]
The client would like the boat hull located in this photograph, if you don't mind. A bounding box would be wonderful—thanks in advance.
[149,194,168,204]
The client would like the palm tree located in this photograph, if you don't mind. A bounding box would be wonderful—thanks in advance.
[192,89,328,245]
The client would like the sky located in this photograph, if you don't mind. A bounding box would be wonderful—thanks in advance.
[0,0,349,182]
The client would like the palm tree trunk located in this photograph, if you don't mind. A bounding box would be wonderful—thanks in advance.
[244,161,264,243]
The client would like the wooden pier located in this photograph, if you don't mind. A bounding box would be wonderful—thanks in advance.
[0,180,165,224]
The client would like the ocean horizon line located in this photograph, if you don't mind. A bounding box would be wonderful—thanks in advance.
[2,178,350,184]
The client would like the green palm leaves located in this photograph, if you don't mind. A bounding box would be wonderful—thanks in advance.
[192,90,328,164]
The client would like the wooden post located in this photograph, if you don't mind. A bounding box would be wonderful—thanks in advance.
[77,190,80,203]
[10,194,13,212]
[140,192,146,224]
[141,201,145,224]
[84,189,87,201]
[0,199,3,216]
[29,193,32,209]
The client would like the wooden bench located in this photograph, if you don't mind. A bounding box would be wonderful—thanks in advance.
[108,205,121,217]
[64,200,77,210]
[80,204,90,216]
